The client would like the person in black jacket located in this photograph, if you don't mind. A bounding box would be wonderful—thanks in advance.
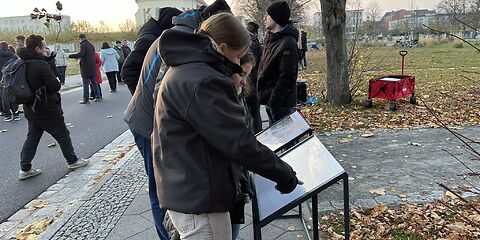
[257,1,299,124]
[245,21,263,133]
[0,41,19,121]
[122,7,182,94]
[69,34,101,104]
[17,34,88,180]
[122,7,181,240]
[153,13,300,239]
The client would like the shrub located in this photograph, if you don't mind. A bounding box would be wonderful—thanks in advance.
[453,39,464,48]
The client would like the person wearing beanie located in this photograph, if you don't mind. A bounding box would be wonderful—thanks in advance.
[202,0,231,19]
[257,1,299,124]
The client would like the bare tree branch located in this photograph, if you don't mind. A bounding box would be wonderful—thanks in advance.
[423,24,480,51]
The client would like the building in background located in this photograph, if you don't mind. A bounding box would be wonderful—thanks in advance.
[313,10,364,39]
[0,15,71,33]
[135,0,206,26]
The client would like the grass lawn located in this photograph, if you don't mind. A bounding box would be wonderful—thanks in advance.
[300,41,480,132]
[65,58,81,77]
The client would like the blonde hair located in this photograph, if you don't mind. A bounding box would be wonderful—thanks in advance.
[200,13,251,50]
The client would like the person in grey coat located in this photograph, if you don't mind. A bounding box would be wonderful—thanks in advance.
[99,42,120,92]
[69,34,101,104]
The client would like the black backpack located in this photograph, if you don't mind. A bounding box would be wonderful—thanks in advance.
[1,59,44,106]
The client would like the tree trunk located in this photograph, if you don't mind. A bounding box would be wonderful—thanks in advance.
[320,0,351,106]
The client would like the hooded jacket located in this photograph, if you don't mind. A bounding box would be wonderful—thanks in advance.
[17,48,63,120]
[152,29,297,214]
[122,8,182,94]
[257,23,299,107]
[99,48,119,73]
[69,39,96,78]
[124,9,201,139]
[0,48,17,78]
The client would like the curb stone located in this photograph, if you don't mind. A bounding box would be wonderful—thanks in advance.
[0,130,136,240]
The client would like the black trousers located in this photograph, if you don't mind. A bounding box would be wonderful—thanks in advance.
[20,116,78,171]
[106,71,118,91]
[117,62,123,82]
[245,95,262,134]
[1,90,18,117]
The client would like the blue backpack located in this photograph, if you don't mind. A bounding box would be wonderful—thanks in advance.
[1,59,44,106]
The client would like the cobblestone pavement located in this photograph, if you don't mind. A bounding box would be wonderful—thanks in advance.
[314,126,480,212]
[50,151,146,239]
[0,131,135,239]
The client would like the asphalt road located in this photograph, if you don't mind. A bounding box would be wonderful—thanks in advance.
[0,83,132,222]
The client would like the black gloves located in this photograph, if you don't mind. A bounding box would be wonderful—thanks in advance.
[275,174,302,194]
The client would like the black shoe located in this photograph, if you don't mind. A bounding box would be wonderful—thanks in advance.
[89,97,94,100]
[4,116,13,122]
[79,100,89,104]
[13,115,20,121]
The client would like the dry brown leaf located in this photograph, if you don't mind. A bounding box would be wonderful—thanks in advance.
[15,217,53,240]
[369,188,385,196]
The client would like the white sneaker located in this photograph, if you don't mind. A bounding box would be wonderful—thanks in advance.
[19,169,42,180]
[68,159,89,169]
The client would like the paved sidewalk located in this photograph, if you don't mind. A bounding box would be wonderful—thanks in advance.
[2,105,480,239]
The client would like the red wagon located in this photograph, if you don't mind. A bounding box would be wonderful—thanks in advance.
[364,51,416,111]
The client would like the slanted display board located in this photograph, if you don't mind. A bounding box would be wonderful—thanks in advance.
[256,111,311,152]
[253,135,346,222]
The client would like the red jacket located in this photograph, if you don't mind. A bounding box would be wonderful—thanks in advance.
[94,52,102,84]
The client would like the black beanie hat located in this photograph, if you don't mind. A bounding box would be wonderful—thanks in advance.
[202,0,231,19]
[246,21,260,34]
[266,1,290,27]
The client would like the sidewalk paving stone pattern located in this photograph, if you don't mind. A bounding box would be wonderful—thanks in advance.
[50,151,146,239]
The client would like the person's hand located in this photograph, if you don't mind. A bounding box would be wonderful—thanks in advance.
[275,176,303,194]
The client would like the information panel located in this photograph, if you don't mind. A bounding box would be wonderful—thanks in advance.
[254,136,345,221]
[256,111,310,152]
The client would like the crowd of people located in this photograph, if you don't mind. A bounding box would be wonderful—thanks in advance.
[1,0,308,239]
[124,1,302,239]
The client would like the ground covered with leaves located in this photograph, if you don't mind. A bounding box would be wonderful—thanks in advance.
[300,42,480,132]
[320,197,480,240]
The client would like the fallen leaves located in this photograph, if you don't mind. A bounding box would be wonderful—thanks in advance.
[411,142,423,147]
[93,168,111,181]
[320,198,480,239]
[26,200,48,212]
[360,131,374,138]
[299,48,480,132]
[47,143,56,148]
[15,217,53,240]
[369,188,386,196]
[0,129,7,133]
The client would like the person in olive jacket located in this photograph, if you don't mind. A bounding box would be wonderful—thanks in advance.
[17,34,88,180]
[257,1,299,124]
[69,33,101,104]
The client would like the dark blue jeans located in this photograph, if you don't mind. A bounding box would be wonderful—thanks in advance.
[82,77,100,101]
[55,66,67,84]
[130,129,168,240]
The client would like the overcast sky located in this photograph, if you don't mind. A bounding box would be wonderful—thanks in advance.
[0,0,442,28]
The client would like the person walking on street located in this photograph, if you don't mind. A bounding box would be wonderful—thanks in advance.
[69,34,101,104]
[99,42,120,92]
[113,41,125,84]
[245,21,263,133]
[0,41,19,121]
[54,44,68,85]
[17,34,88,180]
[152,13,300,239]
[257,1,299,124]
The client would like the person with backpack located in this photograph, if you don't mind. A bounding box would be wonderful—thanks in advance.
[0,41,20,121]
[17,34,88,180]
